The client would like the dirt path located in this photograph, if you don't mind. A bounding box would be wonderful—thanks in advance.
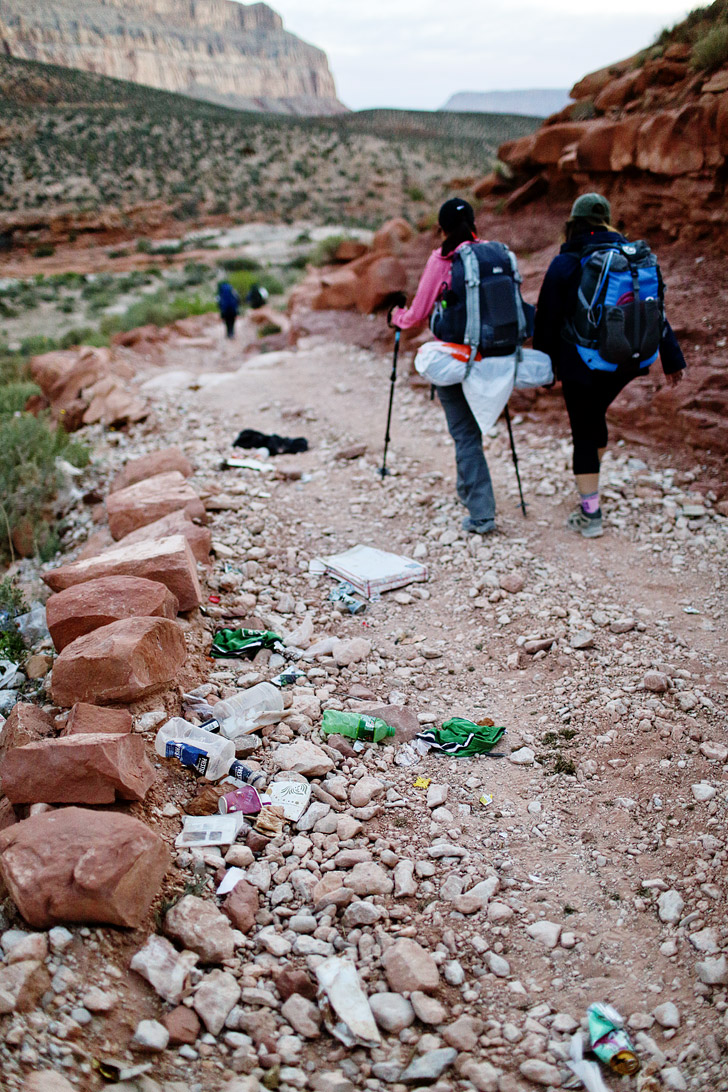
[109,316,727,1089]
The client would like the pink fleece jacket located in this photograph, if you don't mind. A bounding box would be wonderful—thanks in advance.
[391,239,484,330]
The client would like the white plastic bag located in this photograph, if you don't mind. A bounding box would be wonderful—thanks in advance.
[514,348,553,389]
[462,355,516,433]
[414,341,468,386]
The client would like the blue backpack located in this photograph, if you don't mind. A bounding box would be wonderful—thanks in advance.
[430,241,534,366]
[217,282,239,313]
[567,240,664,372]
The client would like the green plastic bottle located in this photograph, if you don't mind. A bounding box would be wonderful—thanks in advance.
[321,710,396,743]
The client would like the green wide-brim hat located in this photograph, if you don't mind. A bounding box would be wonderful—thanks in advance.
[570,192,611,222]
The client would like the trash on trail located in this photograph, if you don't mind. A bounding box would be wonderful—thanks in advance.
[566,1032,612,1092]
[315,956,381,1048]
[155,718,235,780]
[328,581,367,614]
[395,737,432,767]
[93,1059,153,1082]
[416,718,506,757]
[227,760,266,789]
[254,804,285,838]
[216,867,246,897]
[316,544,428,599]
[0,659,19,689]
[588,1003,641,1076]
[271,666,307,687]
[479,793,494,808]
[213,682,286,739]
[182,690,215,721]
[683,606,700,615]
[220,456,275,473]
[233,429,309,455]
[413,776,431,789]
[218,785,262,815]
[211,628,282,660]
[175,812,246,848]
[322,709,396,743]
[267,779,312,821]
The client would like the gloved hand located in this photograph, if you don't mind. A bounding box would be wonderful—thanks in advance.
[387,292,407,327]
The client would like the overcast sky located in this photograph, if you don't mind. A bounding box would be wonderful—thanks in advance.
[262,0,695,110]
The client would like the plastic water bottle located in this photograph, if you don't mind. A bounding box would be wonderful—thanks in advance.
[155,718,235,780]
[210,683,284,739]
[321,710,395,743]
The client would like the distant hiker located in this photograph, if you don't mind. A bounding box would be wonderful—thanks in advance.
[534,193,686,538]
[217,280,240,338]
[390,198,537,535]
[246,284,269,310]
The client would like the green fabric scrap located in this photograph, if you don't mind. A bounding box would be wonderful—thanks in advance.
[211,628,282,659]
[416,718,506,757]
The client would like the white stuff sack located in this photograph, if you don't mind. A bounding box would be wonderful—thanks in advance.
[462,355,516,434]
[414,340,468,386]
[514,348,553,389]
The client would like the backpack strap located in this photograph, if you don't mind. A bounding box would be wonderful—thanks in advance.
[460,243,481,376]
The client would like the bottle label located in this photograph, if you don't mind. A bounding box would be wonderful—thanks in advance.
[358,714,376,740]
[165,741,210,776]
[199,717,221,733]
[228,760,254,783]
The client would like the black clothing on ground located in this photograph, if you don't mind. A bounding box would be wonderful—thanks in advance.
[233,429,309,456]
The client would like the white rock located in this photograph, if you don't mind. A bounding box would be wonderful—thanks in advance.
[349,776,385,808]
[393,859,417,898]
[426,783,448,809]
[691,782,716,802]
[369,992,415,1033]
[487,901,514,923]
[653,1002,680,1029]
[274,739,334,777]
[345,862,394,896]
[696,955,728,985]
[485,951,510,978]
[661,1067,688,1091]
[48,927,73,953]
[689,927,719,954]
[509,747,535,765]
[526,920,561,948]
[133,1019,169,1052]
[296,801,331,832]
[193,969,241,1035]
[657,889,684,924]
[246,860,272,893]
[130,935,198,1005]
[699,741,728,762]
[519,1059,561,1086]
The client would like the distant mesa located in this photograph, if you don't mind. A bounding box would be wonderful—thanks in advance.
[442,90,571,118]
[0,0,346,115]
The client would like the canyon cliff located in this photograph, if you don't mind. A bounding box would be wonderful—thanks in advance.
[0,0,344,115]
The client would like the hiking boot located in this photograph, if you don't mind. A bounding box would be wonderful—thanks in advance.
[462,516,496,535]
[566,507,603,538]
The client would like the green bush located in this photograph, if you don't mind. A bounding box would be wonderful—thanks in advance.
[219,256,261,272]
[104,290,217,333]
[226,270,285,298]
[58,327,109,349]
[19,335,57,357]
[0,413,82,561]
[31,243,55,258]
[0,382,41,417]
[136,237,153,253]
[310,234,355,266]
[692,24,728,69]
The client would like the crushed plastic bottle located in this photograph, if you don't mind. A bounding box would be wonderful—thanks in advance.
[154,718,235,780]
[321,710,395,743]
[210,683,284,739]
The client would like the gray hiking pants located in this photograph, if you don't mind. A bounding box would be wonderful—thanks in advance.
[436,383,495,522]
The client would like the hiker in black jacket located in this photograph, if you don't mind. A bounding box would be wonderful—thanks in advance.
[217,281,240,339]
[534,193,686,538]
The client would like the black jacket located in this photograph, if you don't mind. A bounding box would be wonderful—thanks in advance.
[533,230,686,383]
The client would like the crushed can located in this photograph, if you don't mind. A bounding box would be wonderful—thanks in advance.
[587,1003,640,1076]
[218,784,262,816]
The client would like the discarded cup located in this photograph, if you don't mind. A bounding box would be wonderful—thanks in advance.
[587,1003,640,1076]
[219,785,262,815]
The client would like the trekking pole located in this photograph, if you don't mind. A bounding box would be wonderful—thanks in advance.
[504,403,527,517]
[379,328,400,480]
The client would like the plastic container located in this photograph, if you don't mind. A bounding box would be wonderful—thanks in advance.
[211,683,285,739]
[155,717,235,781]
[321,710,395,743]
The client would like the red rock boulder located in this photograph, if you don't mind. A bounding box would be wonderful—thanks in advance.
[372,218,413,255]
[312,268,359,310]
[44,534,203,612]
[47,575,179,652]
[0,703,55,764]
[0,806,170,927]
[106,471,206,540]
[1,732,155,804]
[60,702,132,736]
[635,105,715,175]
[594,72,639,113]
[50,616,187,707]
[110,447,193,494]
[531,123,589,165]
[117,511,212,564]
[356,256,407,314]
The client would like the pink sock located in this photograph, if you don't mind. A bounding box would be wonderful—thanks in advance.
[580,492,600,515]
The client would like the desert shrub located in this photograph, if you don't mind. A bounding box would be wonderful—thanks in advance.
[0,382,40,417]
[406,185,426,201]
[692,23,728,69]
[58,327,109,349]
[258,321,282,336]
[219,256,261,272]
[107,290,217,332]
[0,413,86,561]
[31,243,55,258]
[136,237,152,253]
[571,99,597,121]
[19,335,57,356]
[310,234,355,266]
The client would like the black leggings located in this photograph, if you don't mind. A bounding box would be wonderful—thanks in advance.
[561,371,635,475]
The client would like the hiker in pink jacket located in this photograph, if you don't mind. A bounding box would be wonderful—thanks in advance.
[390,198,497,534]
